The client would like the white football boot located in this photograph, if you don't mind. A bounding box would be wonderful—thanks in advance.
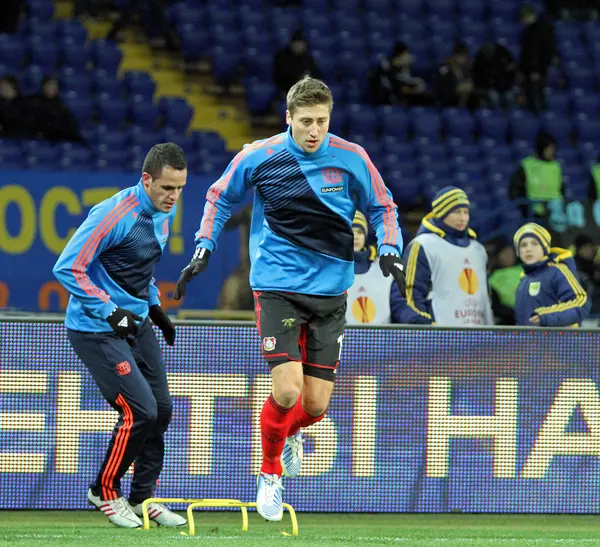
[281,431,304,478]
[130,501,187,527]
[87,489,142,528]
[256,472,284,521]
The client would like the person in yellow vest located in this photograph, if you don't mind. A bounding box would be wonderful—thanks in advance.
[588,154,600,201]
[488,240,523,325]
[398,186,494,325]
[346,211,403,324]
[509,131,563,216]
[514,223,590,326]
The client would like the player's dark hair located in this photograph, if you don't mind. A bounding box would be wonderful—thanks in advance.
[287,76,334,115]
[143,143,187,180]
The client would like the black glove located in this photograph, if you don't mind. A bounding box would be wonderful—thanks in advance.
[174,248,211,300]
[106,307,142,339]
[379,253,406,297]
[149,305,176,346]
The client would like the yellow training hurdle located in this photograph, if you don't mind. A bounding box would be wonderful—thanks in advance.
[140,497,299,537]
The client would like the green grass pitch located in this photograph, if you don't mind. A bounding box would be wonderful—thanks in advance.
[2,511,600,546]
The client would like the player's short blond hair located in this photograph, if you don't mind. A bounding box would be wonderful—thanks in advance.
[286,76,334,115]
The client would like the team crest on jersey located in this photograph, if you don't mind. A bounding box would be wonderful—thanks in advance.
[322,168,344,184]
[263,337,276,351]
[116,361,131,376]
[529,281,541,296]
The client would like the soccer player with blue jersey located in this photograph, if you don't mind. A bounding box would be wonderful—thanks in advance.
[53,143,187,529]
[174,77,406,521]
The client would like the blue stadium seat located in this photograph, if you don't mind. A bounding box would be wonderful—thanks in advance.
[63,96,94,127]
[443,108,476,140]
[211,48,240,86]
[96,95,127,128]
[95,150,126,171]
[245,80,277,117]
[19,64,44,94]
[541,112,573,145]
[546,90,569,113]
[57,20,88,45]
[347,103,378,137]
[159,97,194,131]
[179,23,209,62]
[27,0,55,20]
[571,88,600,115]
[60,42,88,70]
[456,0,486,20]
[94,130,127,153]
[59,68,91,97]
[89,39,123,75]
[411,109,442,141]
[574,113,600,141]
[425,0,456,18]
[128,127,160,151]
[123,71,156,101]
[29,40,58,73]
[93,72,123,99]
[23,140,59,169]
[508,110,540,142]
[162,127,195,154]
[194,131,227,156]
[476,109,508,140]
[0,140,23,168]
[130,96,159,130]
[0,35,25,72]
[27,19,57,42]
[378,106,409,139]
[59,143,92,171]
[580,141,598,164]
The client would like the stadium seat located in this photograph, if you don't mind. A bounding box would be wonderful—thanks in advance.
[27,0,54,20]
[130,96,160,130]
[96,95,128,128]
[476,109,508,140]
[0,35,25,72]
[508,110,540,142]
[89,40,123,75]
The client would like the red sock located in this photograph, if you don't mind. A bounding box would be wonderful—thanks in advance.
[287,395,326,437]
[260,394,295,476]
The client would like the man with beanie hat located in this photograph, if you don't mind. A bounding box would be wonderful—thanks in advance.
[514,223,590,326]
[510,130,563,217]
[347,211,403,324]
[398,186,494,326]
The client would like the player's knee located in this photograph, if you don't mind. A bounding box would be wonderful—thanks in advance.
[302,395,328,418]
[272,382,302,408]
[136,399,158,429]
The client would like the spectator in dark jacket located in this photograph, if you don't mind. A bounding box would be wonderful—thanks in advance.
[22,77,82,142]
[369,41,431,107]
[0,76,26,138]
[573,233,600,315]
[519,5,557,113]
[433,41,475,108]
[472,42,517,109]
[273,30,322,95]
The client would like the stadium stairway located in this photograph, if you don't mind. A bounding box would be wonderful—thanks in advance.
[55,0,255,152]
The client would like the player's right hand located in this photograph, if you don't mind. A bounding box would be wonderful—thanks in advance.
[106,307,143,339]
[173,248,211,300]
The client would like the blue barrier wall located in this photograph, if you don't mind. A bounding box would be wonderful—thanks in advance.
[0,170,252,311]
[1,320,599,512]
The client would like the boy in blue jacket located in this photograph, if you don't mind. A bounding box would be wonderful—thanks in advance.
[514,222,590,326]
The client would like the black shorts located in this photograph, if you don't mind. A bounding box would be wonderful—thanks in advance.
[253,290,347,382]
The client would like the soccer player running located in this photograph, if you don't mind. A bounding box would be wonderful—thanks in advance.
[174,77,406,521]
[53,144,188,529]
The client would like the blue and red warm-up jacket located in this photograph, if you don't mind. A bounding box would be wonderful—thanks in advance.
[53,181,176,332]
[194,128,403,296]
